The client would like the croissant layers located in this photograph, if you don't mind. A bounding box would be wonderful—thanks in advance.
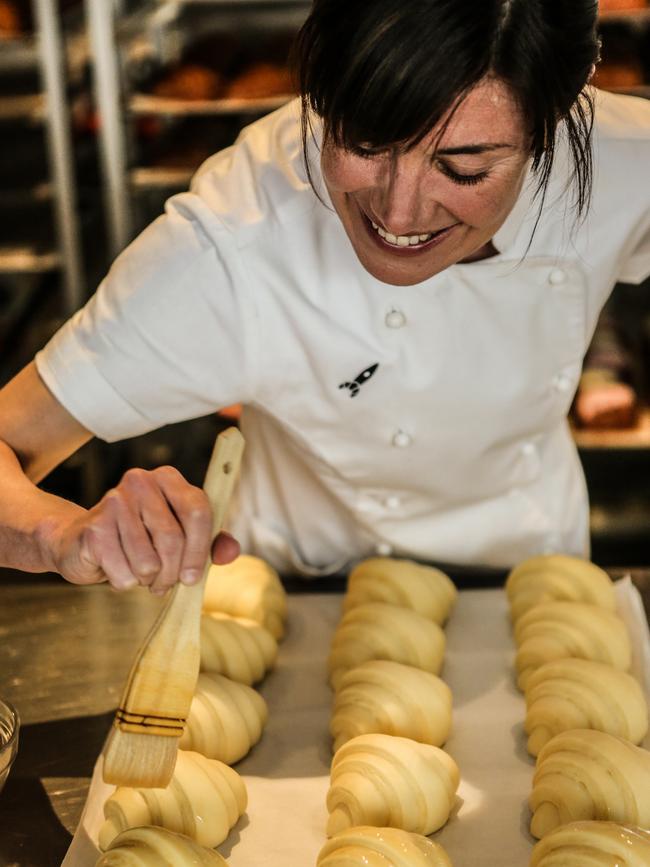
[203,555,287,640]
[328,602,446,691]
[317,826,453,866]
[524,658,648,756]
[180,672,268,764]
[98,750,247,850]
[326,733,459,837]
[95,826,228,865]
[529,730,650,838]
[331,660,452,753]
[200,612,277,685]
[530,821,650,866]
[343,558,457,625]
[506,554,616,622]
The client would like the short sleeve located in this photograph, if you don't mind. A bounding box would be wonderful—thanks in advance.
[35,192,259,442]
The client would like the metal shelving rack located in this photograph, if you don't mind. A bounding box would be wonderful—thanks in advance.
[85,0,309,258]
[0,0,85,315]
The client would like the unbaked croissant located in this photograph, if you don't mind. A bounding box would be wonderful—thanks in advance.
[524,658,648,756]
[179,672,268,764]
[203,554,287,640]
[317,825,453,866]
[328,602,445,691]
[95,826,228,865]
[514,601,631,690]
[343,558,457,625]
[200,611,277,685]
[529,729,650,838]
[505,554,616,622]
[530,821,650,866]
[326,733,459,837]
[330,660,452,753]
[98,749,247,850]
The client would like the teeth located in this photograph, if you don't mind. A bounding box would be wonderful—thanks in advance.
[370,220,432,247]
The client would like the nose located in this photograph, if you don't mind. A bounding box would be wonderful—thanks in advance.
[372,151,433,236]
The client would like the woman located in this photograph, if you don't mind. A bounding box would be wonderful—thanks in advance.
[0,0,648,592]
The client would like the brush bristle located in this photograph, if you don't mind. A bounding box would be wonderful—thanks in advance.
[102,726,180,788]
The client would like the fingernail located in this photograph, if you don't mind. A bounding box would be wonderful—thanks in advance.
[181,568,201,585]
[120,578,138,590]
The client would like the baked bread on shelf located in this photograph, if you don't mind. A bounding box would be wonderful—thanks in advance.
[529,729,650,839]
[95,826,228,865]
[326,733,459,837]
[180,672,268,765]
[530,821,650,866]
[327,602,446,690]
[513,600,632,690]
[524,658,648,756]
[200,611,277,685]
[98,749,247,850]
[203,554,287,640]
[505,554,616,622]
[317,825,453,866]
[343,557,457,625]
[330,660,452,753]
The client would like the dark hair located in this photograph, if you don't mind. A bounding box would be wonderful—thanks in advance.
[294,0,600,221]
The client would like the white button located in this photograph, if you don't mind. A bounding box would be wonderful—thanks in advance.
[376,542,393,556]
[385,309,407,329]
[548,268,567,286]
[385,495,401,509]
[521,442,536,457]
[553,373,572,393]
[392,430,412,448]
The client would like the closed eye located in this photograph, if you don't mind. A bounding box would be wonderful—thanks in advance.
[436,160,489,186]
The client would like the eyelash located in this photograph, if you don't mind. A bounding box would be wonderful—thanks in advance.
[437,161,489,186]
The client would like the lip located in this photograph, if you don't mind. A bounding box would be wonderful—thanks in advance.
[359,207,458,255]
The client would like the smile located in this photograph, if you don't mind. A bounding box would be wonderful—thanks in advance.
[363,211,457,253]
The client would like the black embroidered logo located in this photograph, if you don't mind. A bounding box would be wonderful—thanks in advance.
[339,363,379,398]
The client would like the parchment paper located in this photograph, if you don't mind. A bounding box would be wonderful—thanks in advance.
[62,579,650,867]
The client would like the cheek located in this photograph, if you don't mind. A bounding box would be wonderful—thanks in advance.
[321,150,375,194]
[433,179,522,229]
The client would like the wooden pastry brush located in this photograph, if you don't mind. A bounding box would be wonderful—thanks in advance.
[102,426,245,788]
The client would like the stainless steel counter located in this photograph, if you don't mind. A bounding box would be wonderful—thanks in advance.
[0,569,648,867]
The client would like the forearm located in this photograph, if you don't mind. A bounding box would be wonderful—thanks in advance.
[0,440,84,573]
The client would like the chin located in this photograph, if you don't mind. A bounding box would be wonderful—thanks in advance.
[354,247,452,287]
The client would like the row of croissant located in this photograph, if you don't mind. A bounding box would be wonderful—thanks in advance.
[96,551,650,865]
[507,554,650,865]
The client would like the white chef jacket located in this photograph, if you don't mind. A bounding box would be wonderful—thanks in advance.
[36,90,650,576]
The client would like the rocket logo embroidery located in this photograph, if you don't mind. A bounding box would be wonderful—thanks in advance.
[339,363,379,398]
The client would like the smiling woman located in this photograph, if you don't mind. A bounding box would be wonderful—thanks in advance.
[0,0,648,586]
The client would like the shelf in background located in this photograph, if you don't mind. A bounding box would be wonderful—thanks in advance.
[130,166,194,188]
[573,407,650,449]
[0,247,60,274]
[599,7,650,23]
[130,91,292,116]
[0,93,44,122]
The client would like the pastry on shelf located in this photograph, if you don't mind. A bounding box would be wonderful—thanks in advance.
[530,821,650,866]
[330,660,452,753]
[98,749,247,850]
[317,826,453,866]
[513,600,631,690]
[180,672,268,765]
[200,611,277,685]
[327,602,446,691]
[224,62,294,100]
[151,64,224,101]
[0,1,20,37]
[599,0,647,9]
[203,554,288,640]
[529,729,650,838]
[343,557,457,625]
[326,733,459,837]
[524,658,648,756]
[95,826,228,865]
[505,554,616,622]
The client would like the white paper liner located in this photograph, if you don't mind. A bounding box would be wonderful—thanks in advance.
[61,580,650,867]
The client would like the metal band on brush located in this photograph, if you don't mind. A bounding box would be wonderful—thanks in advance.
[115,708,185,737]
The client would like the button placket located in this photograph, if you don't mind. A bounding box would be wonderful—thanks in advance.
[385,308,407,329]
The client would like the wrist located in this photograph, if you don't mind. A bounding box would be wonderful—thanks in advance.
[32,496,85,574]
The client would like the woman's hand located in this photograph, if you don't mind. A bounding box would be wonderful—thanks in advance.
[49,465,240,594]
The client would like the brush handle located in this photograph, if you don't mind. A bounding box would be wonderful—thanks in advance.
[114,427,245,736]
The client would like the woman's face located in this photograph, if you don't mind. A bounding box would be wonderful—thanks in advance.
[320,77,531,286]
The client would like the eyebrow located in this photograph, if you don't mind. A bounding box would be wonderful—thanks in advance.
[435,143,516,155]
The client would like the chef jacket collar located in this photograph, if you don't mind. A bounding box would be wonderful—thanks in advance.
[491,161,539,258]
